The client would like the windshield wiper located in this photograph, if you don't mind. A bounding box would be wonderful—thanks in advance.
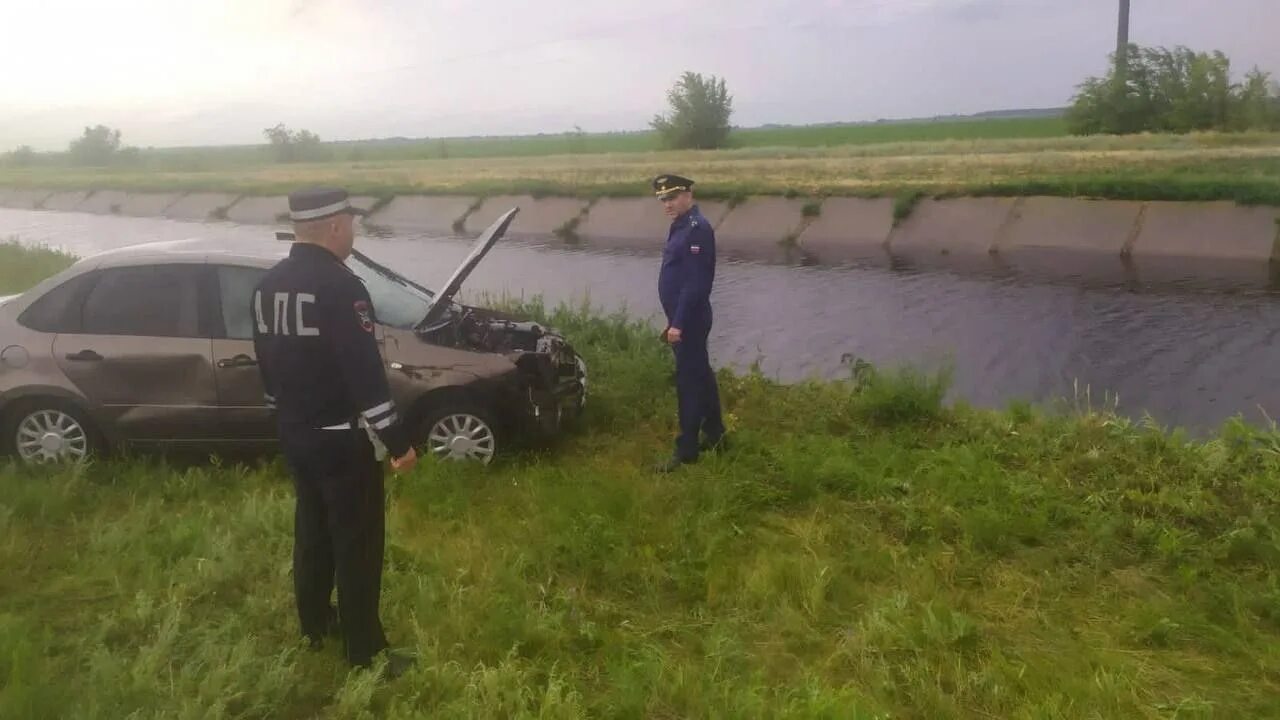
[349,249,435,298]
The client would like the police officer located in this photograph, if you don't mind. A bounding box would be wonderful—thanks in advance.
[252,187,418,677]
[653,174,727,472]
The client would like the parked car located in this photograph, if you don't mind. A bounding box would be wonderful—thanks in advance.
[0,210,587,464]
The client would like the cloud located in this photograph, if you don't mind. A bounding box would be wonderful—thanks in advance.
[0,0,1276,149]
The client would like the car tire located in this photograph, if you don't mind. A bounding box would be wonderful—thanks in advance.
[416,401,501,465]
[2,398,102,464]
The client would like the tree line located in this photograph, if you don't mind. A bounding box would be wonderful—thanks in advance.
[1067,44,1280,134]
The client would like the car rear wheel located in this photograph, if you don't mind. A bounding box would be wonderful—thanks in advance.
[419,403,499,465]
[3,399,99,464]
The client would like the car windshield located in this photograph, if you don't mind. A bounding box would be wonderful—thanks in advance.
[344,253,439,330]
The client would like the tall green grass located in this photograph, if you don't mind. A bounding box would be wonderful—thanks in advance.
[1,249,1278,718]
[0,238,76,294]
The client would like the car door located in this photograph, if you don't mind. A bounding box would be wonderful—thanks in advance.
[209,264,275,442]
[50,263,219,442]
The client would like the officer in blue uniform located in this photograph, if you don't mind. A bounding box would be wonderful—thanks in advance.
[654,174,727,472]
[252,187,418,678]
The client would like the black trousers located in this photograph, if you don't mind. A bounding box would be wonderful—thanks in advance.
[279,425,388,666]
[672,320,725,460]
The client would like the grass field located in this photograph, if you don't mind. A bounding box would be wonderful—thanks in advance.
[4,120,1280,206]
[1,244,1278,718]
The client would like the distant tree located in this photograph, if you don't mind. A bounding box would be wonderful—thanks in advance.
[650,71,734,150]
[1236,67,1280,131]
[68,125,122,165]
[568,125,587,154]
[1067,44,1280,135]
[263,123,326,162]
[4,145,36,167]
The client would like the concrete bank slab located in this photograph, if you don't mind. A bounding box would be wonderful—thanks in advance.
[120,193,181,217]
[0,189,52,209]
[576,198,673,246]
[1133,201,1280,262]
[224,196,289,225]
[1132,255,1278,289]
[349,196,378,214]
[796,198,894,264]
[1001,247,1137,287]
[889,198,1014,258]
[575,198,731,251]
[164,193,241,221]
[714,197,806,252]
[76,190,129,214]
[999,197,1142,255]
[42,191,90,212]
[366,196,475,235]
[465,195,588,236]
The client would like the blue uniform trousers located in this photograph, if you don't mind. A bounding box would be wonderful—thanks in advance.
[280,424,389,667]
[672,318,725,460]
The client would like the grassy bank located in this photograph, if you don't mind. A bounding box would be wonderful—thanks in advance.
[3,130,1279,207]
[0,239,76,294]
[1,245,1279,718]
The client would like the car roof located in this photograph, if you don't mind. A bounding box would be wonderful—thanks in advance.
[84,237,288,270]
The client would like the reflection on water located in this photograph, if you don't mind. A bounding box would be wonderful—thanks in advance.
[3,207,1279,435]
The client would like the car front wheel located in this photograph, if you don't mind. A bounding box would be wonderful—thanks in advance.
[419,403,500,465]
[3,399,99,464]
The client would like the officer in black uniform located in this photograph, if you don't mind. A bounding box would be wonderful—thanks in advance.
[252,187,418,677]
[653,174,727,472]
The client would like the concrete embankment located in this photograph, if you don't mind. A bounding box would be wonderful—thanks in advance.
[2,188,1278,282]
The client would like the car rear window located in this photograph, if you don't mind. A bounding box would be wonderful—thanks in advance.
[81,265,202,338]
[17,271,97,333]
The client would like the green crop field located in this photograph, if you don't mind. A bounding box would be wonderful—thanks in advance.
[1,243,1278,718]
[18,117,1071,169]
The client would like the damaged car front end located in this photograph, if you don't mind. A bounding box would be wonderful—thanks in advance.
[340,208,588,459]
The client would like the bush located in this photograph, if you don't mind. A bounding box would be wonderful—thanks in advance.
[650,71,734,150]
[262,123,328,163]
[68,125,122,166]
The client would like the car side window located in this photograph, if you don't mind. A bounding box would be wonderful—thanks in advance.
[81,265,202,338]
[17,271,98,333]
[215,265,268,341]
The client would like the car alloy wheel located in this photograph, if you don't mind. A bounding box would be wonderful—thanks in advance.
[427,412,497,464]
[14,408,91,463]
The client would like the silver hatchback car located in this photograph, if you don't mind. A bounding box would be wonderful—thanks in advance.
[0,223,587,464]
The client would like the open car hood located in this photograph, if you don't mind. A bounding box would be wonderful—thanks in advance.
[415,207,518,330]
[273,206,518,332]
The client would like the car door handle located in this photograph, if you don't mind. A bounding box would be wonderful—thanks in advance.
[217,354,258,369]
[66,349,103,362]
[216,354,258,369]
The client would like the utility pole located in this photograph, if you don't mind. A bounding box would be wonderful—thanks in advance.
[1116,0,1131,77]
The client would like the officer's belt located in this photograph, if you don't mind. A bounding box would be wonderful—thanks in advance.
[319,416,389,461]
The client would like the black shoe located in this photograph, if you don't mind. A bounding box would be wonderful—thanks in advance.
[352,649,416,679]
[654,455,695,473]
[305,607,342,649]
[382,650,417,680]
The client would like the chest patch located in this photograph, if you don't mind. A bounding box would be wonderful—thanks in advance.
[354,300,374,332]
[690,245,702,254]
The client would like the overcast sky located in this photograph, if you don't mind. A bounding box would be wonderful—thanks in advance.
[2,0,1277,150]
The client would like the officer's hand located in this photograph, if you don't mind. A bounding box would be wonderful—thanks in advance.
[666,327,683,344]
[391,447,417,473]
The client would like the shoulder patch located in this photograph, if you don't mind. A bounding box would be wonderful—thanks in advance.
[354,300,374,333]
